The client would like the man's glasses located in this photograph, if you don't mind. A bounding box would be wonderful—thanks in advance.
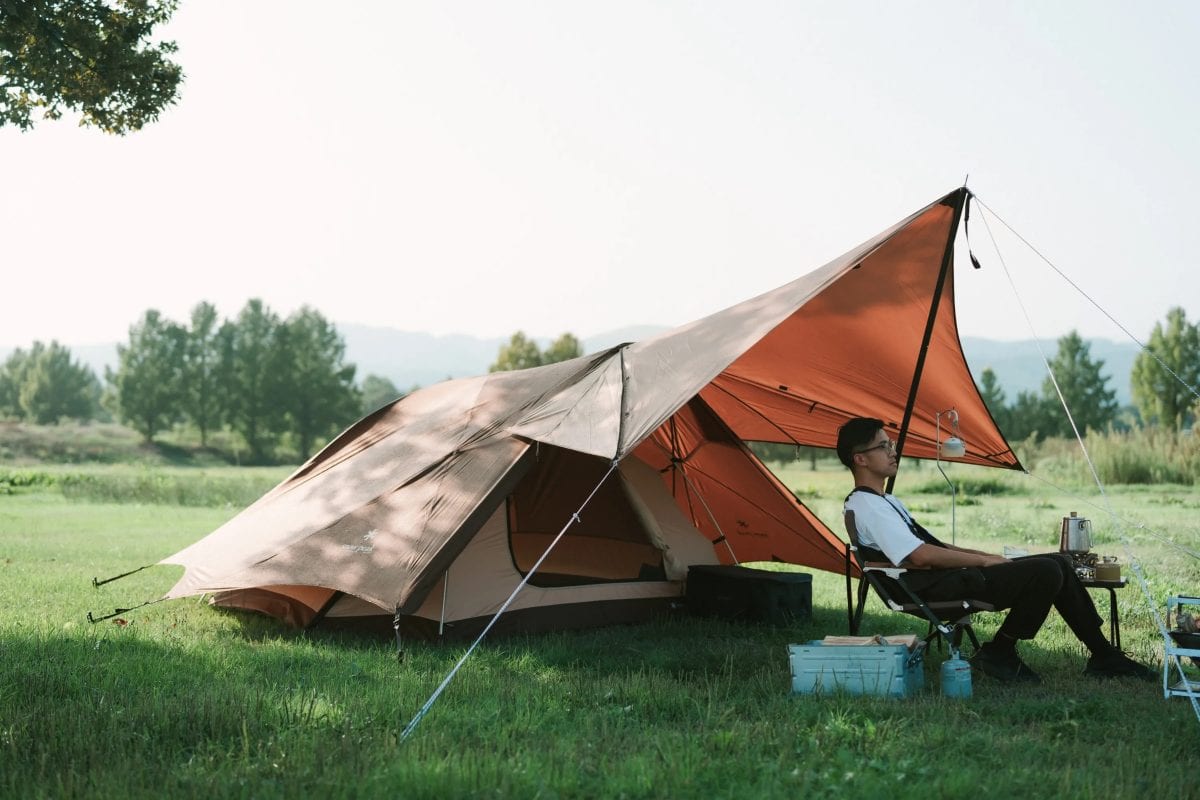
[855,439,896,456]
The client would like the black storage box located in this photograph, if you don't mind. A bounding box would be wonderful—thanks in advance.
[686,565,812,625]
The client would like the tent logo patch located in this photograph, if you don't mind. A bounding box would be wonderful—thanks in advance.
[342,529,378,554]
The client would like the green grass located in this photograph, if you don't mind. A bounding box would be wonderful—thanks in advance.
[2,465,1200,798]
[0,420,304,467]
[0,464,291,507]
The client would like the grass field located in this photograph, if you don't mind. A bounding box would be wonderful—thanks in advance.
[2,460,1199,798]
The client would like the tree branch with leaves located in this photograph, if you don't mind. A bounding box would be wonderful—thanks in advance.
[0,0,183,134]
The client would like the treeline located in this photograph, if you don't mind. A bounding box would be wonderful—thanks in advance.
[0,318,586,466]
[0,301,403,464]
[3,305,1195,466]
[980,309,1199,441]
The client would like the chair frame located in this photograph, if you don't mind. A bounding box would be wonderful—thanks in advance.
[844,511,993,654]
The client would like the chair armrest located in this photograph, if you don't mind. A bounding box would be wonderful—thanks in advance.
[861,562,909,580]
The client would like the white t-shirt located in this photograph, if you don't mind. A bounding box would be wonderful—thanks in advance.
[843,490,925,566]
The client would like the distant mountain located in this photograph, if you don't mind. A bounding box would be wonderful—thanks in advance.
[336,325,506,392]
[960,337,1138,406]
[65,343,121,382]
[3,328,1139,406]
[336,323,671,391]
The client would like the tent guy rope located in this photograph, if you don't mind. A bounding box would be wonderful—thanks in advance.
[974,196,1200,408]
[1019,469,1200,562]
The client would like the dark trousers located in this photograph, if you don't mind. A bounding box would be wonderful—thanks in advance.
[921,553,1109,652]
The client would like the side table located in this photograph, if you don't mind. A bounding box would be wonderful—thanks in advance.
[1080,577,1126,648]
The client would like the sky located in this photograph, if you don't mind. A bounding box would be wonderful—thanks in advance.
[3,2,1198,351]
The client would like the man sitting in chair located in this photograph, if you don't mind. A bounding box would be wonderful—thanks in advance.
[837,416,1152,684]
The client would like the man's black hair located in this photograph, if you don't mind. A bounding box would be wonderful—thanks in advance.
[836,417,885,468]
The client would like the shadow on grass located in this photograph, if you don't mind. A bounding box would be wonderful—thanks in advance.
[116,594,843,677]
[206,597,849,683]
[142,440,228,466]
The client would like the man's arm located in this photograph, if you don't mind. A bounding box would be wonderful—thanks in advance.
[905,543,1008,569]
[942,543,997,557]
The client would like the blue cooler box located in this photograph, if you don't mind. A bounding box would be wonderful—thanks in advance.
[788,641,925,698]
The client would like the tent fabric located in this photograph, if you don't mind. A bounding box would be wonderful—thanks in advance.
[162,351,620,610]
[631,395,848,575]
[515,190,1013,469]
[160,187,1018,630]
[507,446,667,584]
[206,456,721,631]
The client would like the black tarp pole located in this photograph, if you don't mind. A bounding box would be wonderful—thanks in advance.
[306,590,345,629]
[886,188,969,494]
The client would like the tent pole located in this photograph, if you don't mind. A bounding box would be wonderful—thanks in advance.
[438,569,449,638]
[393,607,404,663]
[887,188,969,494]
[616,347,631,454]
[674,464,739,565]
[662,407,739,564]
[306,590,345,629]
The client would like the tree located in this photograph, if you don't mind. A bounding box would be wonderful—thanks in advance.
[108,310,186,441]
[977,367,1010,434]
[747,441,825,470]
[180,302,223,447]
[489,331,543,372]
[1131,307,1200,431]
[489,330,583,372]
[1040,331,1118,437]
[0,0,183,134]
[1005,389,1056,442]
[17,340,99,422]
[542,332,583,365]
[0,347,32,418]
[280,307,361,460]
[222,299,289,463]
[0,341,97,422]
[361,374,401,415]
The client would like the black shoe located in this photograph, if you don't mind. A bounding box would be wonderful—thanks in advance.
[1084,648,1155,680]
[970,642,1043,684]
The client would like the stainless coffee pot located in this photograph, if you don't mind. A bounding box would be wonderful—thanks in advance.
[1058,511,1092,554]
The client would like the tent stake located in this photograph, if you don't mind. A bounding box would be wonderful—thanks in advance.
[91,563,151,588]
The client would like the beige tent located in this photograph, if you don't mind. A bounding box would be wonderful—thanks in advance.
[159,187,1019,637]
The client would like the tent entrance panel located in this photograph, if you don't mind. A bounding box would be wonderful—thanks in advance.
[210,584,339,628]
[507,446,666,587]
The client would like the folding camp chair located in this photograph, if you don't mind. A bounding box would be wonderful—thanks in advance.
[844,510,993,653]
